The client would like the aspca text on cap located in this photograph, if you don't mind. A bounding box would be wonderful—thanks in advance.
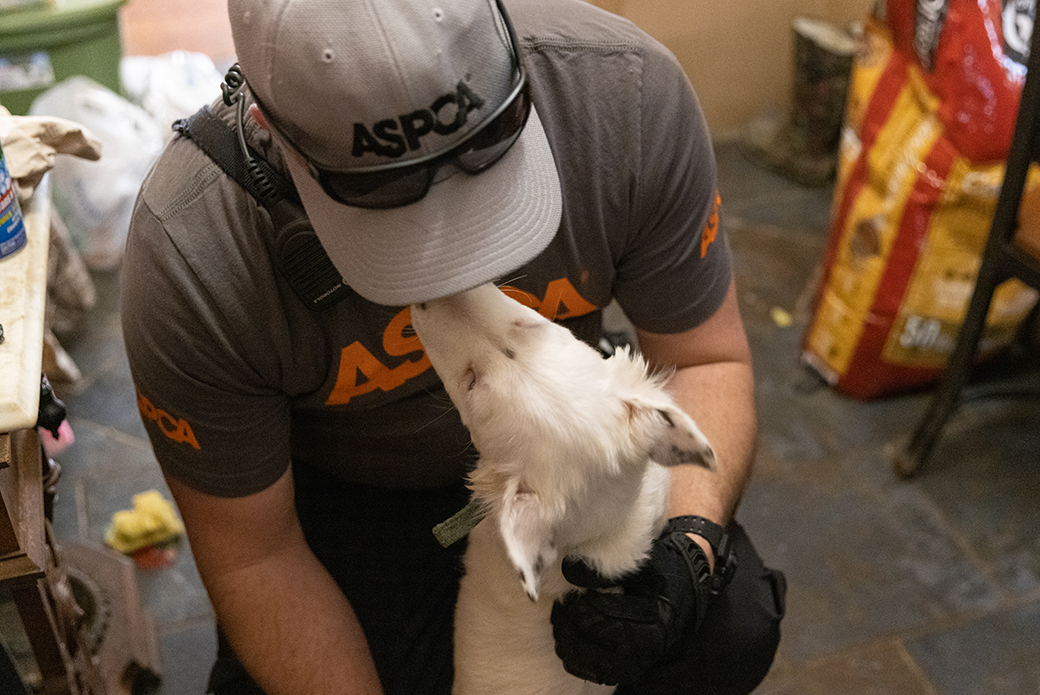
[352,81,485,159]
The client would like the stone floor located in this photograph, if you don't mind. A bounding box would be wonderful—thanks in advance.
[719,145,1040,695]
[2,138,1035,694]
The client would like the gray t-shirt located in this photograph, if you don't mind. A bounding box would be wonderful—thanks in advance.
[121,0,731,497]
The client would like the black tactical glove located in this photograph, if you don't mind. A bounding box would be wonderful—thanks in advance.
[550,517,736,686]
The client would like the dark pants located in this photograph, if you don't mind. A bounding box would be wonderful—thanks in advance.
[208,465,786,695]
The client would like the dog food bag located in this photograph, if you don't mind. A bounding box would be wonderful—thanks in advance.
[802,0,1040,399]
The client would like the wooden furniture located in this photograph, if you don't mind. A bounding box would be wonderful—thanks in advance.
[893,27,1040,478]
[0,185,160,693]
[1,183,89,693]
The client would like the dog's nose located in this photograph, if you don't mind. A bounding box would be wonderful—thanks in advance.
[416,302,427,311]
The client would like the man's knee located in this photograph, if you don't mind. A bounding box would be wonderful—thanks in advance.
[617,523,787,695]
[698,523,786,693]
[700,570,786,692]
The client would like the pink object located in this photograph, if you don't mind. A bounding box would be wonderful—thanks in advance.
[40,420,75,455]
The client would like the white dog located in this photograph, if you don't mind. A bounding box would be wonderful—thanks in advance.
[411,283,716,695]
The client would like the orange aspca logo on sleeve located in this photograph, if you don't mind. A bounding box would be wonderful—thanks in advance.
[136,389,200,450]
[701,191,721,258]
[326,277,598,406]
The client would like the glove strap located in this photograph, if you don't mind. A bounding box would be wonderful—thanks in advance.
[665,516,738,595]
[660,532,712,634]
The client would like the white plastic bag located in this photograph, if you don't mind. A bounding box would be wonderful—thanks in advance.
[121,51,225,141]
[30,76,163,269]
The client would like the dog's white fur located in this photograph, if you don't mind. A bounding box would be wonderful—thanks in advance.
[411,283,716,695]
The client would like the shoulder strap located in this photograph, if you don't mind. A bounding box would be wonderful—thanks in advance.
[172,105,353,312]
[172,105,299,205]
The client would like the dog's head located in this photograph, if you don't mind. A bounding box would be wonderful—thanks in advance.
[411,283,715,599]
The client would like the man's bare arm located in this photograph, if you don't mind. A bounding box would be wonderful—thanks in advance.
[636,278,757,565]
[166,467,385,695]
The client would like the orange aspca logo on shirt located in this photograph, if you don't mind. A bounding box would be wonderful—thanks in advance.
[136,389,200,450]
[326,278,597,406]
[326,307,431,405]
[701,191,721,258]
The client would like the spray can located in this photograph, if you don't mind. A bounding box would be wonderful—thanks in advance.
[1,141,28,261]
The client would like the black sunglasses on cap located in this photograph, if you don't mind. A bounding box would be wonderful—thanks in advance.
[257,0,531,210]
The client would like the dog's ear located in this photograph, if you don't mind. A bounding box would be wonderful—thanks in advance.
[626,398,717,471]
[499,478,559,602]
[608,348,716,470]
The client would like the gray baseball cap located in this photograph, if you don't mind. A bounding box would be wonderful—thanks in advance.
[229,0,562,306]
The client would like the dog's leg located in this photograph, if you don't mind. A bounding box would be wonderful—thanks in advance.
[454,520,604,695]
[498,478,560,601]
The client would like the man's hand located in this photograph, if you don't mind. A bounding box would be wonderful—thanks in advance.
[550,531,713,686]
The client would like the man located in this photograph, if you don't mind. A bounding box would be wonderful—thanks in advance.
[121,0,785,693]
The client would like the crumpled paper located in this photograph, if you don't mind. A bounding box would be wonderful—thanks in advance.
[0,104,102,201]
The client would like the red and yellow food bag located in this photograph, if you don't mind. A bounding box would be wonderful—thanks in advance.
[803,0,1040,399]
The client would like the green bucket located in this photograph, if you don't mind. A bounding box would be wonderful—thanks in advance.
[0,0,127,115]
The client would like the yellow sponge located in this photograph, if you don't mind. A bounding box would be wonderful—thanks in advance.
[105,489,185,554]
